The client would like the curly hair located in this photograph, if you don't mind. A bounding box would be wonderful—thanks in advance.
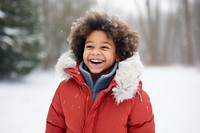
[68,10,140,61]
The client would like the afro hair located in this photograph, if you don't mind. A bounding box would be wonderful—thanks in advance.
[68,10,140,61]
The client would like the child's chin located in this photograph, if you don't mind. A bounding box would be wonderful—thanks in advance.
[89,69,102,75]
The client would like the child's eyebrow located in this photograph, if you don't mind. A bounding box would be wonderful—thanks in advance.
[101,41,112,46]
[85,41,111,45]
[85,41,93,44]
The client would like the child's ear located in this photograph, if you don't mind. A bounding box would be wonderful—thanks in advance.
[116,55,121,62]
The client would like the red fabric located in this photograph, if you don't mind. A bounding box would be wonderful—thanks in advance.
[45,67,155,133]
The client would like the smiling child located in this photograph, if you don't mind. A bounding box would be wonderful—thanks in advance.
[46,10,155,133]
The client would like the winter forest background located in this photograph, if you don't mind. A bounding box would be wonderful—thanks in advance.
[1,0,200,76]
[0,0,200,133]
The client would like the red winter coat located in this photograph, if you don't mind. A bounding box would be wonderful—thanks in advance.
[46,51,155,133]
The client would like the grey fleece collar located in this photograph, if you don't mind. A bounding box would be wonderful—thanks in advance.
[79,61,118,100]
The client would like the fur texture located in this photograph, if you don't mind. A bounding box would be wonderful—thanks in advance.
[55,51,143,104]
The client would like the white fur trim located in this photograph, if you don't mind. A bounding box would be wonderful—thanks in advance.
[55,51,143,104]
[55,50,77,79]
[112,52,143,104]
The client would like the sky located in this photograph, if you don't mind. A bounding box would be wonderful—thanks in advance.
[95,0,172,17]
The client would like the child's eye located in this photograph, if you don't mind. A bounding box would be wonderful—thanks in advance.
[101,44,111,50]
[102,46,109,49]
[86,45,92,48]
[85,44,93,49]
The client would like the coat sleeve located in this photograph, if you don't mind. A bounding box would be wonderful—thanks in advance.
[45,81,67,133]
[127,88,155,133]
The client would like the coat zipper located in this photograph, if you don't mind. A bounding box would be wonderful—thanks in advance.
[83,85,113,132]
[92,92,108,133]
[82,84,93,133]
[92,104,101,133]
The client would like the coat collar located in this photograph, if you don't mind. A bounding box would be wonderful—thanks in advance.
[55,50,143,104]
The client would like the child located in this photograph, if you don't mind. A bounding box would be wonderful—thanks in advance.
[46,10,155,133]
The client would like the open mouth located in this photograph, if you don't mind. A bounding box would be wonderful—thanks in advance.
[90,59,104,64]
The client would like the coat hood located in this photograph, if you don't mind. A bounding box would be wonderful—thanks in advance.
[55,50,143,104]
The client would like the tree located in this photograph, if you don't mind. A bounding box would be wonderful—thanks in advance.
[0,0,41,78]
[131,0,199,66]
[40,0,96,69]
[191,0,200,66]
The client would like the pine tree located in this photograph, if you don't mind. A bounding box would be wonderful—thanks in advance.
[0,0,41,78]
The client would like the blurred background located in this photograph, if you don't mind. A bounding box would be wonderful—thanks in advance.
[0,0,200,78]
[0,0,200,133]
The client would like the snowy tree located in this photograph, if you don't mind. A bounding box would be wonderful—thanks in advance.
[0,0,41,78]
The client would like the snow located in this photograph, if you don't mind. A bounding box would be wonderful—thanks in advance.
[0,10,6,18]
[0,70,59,133]
[142,66,200,133]
[1,36,15,46]
[4,27,21,36]
[0,66,200,133]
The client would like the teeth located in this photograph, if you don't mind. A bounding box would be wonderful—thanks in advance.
[91,59,103,63]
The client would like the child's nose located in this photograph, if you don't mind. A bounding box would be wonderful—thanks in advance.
[90,48,100,55]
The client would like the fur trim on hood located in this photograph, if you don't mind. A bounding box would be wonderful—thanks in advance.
[55,50,143,104]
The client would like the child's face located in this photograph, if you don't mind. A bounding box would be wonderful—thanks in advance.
[83,30,118,78]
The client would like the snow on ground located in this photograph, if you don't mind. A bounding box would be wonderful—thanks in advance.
[0,66,200,133]
[141,66,200,133]
[0,70,60,133]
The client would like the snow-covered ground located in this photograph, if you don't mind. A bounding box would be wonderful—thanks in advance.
[0,66,200,133]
